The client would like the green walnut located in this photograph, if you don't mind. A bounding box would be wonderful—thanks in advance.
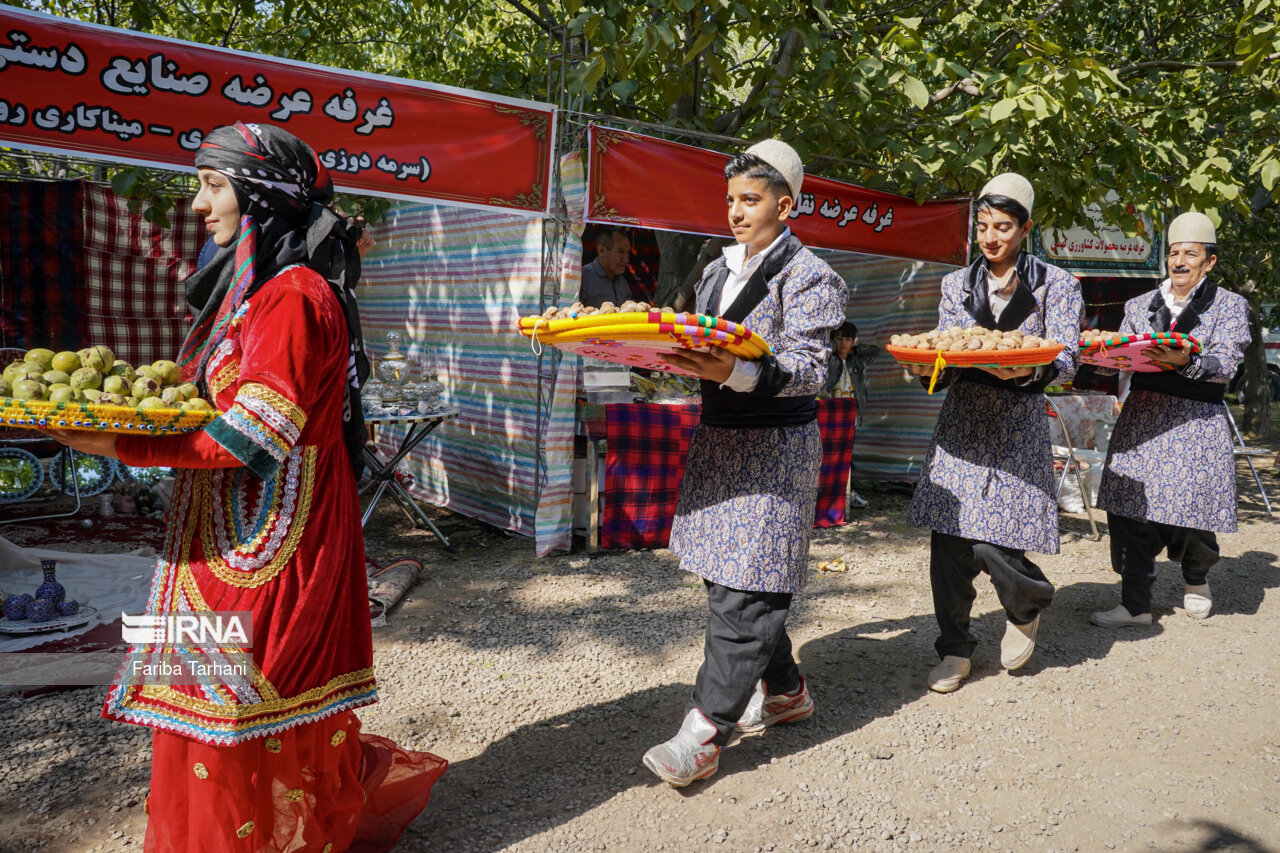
[51,351,81,373]
[42,370,71,386]
[124,396,140,407]
[175,382,200,401]
[0,378,10,396]
[135,365,162,382]
[23,348,55,370]
[98,392,128,406]
[11,379,45,400]
[160,386,185,406]
[76,345,115,372]
[106,360,136,381]
[69,368,104,391]
[80,388,103,403]
[132,376,162,399]
[137,396,167,411]
[102,375,130,396]
[48,385,79,404]
[152,360,181,385]
[182,397,213,411]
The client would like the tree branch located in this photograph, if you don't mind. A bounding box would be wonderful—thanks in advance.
[712,27,803,136]
[1118,52,1280,78]
[929,76,980,105]
[501,0,555,34]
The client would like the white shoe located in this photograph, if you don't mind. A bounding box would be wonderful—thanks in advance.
[849,490,868,509]
[643,708,721,787]
[734,677,814,733]
[1184,584,1212,620]
[1090,604,1153,628]
[1000,614,1039,670]
[927,656,971,693]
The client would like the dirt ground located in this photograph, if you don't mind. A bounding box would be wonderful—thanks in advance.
[3,430,1279,853]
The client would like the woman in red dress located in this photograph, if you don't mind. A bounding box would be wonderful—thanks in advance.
[46,122,445,852]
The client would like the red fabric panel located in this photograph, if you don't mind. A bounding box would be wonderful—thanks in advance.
[586,126,970,266]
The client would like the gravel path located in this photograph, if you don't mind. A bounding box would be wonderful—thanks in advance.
[4,460,1279,853]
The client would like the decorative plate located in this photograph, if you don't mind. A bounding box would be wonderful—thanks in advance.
[1079,332,1201,372]
[0,398,219,435]
[113,459,172,487]
[886,343,1065,369]
[0,446,44,503]
[0,604,98,635]
[48,449,114,497]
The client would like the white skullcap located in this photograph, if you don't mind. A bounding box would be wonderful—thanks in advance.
[1167,211,1216,245]
[745,139,804,199]
[979,172,1035,217]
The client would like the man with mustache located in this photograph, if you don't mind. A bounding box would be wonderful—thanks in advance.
[1092,212,1252,628]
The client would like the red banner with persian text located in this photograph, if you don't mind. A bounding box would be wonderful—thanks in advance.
[0,7,555,215]
[585,126,970,266]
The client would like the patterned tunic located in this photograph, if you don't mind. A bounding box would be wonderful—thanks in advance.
[670,240,847,593]
[906,255,1083,554]
[105,266,375,745]
[1096,281,1250,533]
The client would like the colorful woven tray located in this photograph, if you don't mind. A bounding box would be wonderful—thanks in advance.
[1079,332,1201,372]
[0,398,219,435]
[886,343,1065,369]
[518,311,771,375]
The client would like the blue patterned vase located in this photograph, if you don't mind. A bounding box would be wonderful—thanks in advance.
[36,559,65,607]
[26,597,54,623]
[3,593,32,621]
[58,600,80,617]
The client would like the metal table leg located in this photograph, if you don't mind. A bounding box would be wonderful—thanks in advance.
[359,419,454,550]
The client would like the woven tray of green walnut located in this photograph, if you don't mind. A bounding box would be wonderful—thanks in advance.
[2,345,218,435]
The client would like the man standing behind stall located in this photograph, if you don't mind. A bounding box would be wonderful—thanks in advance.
[1092,212,1251,627]
[578,227,633,308]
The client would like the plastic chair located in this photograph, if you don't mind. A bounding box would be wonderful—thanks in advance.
[0,347,85,524]
[1222,403,1272,516]
[1046,395,1101,541]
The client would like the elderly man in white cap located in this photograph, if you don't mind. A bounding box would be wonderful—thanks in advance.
[904,173,1083,693]
[1092,212,1251,627]
[642,140,847,787]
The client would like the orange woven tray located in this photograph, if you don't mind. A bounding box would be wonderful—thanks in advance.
[886,343,1064,369]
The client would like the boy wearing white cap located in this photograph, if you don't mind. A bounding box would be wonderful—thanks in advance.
[643,140,847,787]
[1092,212,1251,627]
[905,173,1084,693]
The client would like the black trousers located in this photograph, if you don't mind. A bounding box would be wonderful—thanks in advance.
[688,580,801,746]
[930,530,1055,660]
[1107,512,1220,616]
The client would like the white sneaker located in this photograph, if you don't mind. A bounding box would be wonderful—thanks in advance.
[1184,584,1212,620]
[849,490,869,509]
[1000,614,1039,670]
[1090,604,1153,628]
[643,708,721,787]
[734,677,814,733]
[927,656,971,693]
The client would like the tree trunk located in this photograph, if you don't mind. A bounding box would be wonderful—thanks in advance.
[1240,299,1273,439]
[653,232,729,311]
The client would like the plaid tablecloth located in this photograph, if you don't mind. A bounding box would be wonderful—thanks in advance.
[0,181,85,350]
[602,398,857,550]
[82,185,203,365]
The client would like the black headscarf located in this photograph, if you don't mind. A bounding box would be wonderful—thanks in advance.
[177,122,369,478]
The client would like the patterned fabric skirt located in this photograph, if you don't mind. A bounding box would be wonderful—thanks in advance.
[906,381,1059,554]
[670,422,822,593]
[1097,390,1236,533]
[144,712,446,852]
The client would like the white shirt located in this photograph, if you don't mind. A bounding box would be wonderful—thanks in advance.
[1159,277,1202,323]
[717,228,793,392]
[987,268,1017,323]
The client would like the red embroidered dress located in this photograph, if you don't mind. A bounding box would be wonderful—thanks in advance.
[105,265,376,742]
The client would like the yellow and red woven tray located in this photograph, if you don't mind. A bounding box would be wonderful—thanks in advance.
[0,398,219,435]
[517,310,771,375]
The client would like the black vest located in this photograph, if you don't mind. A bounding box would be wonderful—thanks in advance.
[696,234,819,428]
[1129,280,1225,403]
